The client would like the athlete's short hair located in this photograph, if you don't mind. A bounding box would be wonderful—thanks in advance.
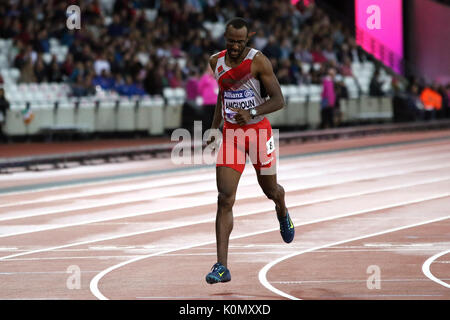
[225,17,249,35]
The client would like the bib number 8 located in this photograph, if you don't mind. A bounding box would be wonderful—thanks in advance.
[266,136,275,155]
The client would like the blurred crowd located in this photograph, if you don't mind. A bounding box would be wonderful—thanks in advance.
[396,80,450,122]
[0,0,370,96]
[0,0,448,124]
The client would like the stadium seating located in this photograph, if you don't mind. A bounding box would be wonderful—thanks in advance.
[1,81,395,137]
[0,1,398,139]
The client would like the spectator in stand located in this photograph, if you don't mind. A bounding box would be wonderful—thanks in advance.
[188,37,204,62]
[69,61,85,82]
[77,44,95,64]
[94,52,111,76]
[277,58,294,85]
[340,56,353,77]
[182,68,201,133]
[127,54,144,82]
[144,61,165,96]
[34,55,48,83]
[168,62,183,88]
[293,42,314,65]
[347,38,366,63]
[170,39,185,59]
[71,73,94,97]
[406,84,425,121]
[311,43,327,64]
[332,21,346,47]
[14,45,30,70]
[197,63,218,133]
[320,68,336,129]
[19,58,36,83]
[369,68,384,97]
[420,84,442,120]
[446,84,450,118]
[47,57,63,82]
[437,84,449,119]
[280,38,293,61]
[322,40,337,63]
[17,21,33,45]
[61,53,75,78]
[108,14,127,37]
[34,29,50,53]
[252,29,268,51]
[0,88,10,141]
[289,56,305,85]
[336,42,350,64]
[334,76,349,126]
[93,69,115,90]
[262,35,282,60]
[115,75,146,97]
[311,62,327,85]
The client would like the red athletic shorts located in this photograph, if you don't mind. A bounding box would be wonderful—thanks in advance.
[216,117,276,173]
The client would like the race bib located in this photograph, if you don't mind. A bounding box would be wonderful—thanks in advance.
[266,135,275,155]
[223,89,256,120]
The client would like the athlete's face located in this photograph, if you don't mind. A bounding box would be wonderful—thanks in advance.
[225,26,248,59]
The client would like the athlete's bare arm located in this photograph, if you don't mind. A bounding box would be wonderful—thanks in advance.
[230,51,285,126]
[208,54,223,130]
[206,54,223,146]
[251,52,285,115]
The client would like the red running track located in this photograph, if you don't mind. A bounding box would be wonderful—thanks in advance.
[0,130,449,300]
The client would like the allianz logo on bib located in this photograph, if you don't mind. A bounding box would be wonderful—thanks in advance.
[224,89,256,109]
[224,89,254,99]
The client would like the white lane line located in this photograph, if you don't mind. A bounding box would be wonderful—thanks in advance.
[2,256,141,261]
[3,298,74,300]
[88,198,450,300]
[0,140,448,200]
[135,295,258,299]
[258,216,450,300]
[339,294,443,297]
[1,159,450,234]
[6,248,449,261]
[272,278,450,284]
[0,171,216,209]
[157,247,448,256]
[422,250,450,289]
[0,271,102,275]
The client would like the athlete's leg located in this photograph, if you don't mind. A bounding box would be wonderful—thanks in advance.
[256,169,294,243]
[255,170,287,219]
[215,165,242,267]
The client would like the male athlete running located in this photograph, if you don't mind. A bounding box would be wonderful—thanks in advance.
[205,18,295,284]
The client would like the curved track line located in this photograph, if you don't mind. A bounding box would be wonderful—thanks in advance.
[89,228,275,300]
[89,196,450,300]
[258,216,450,300]
[422,250,450,289]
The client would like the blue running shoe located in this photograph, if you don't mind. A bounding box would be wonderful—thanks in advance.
[205,262,231,284]
[279,211,295,243]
